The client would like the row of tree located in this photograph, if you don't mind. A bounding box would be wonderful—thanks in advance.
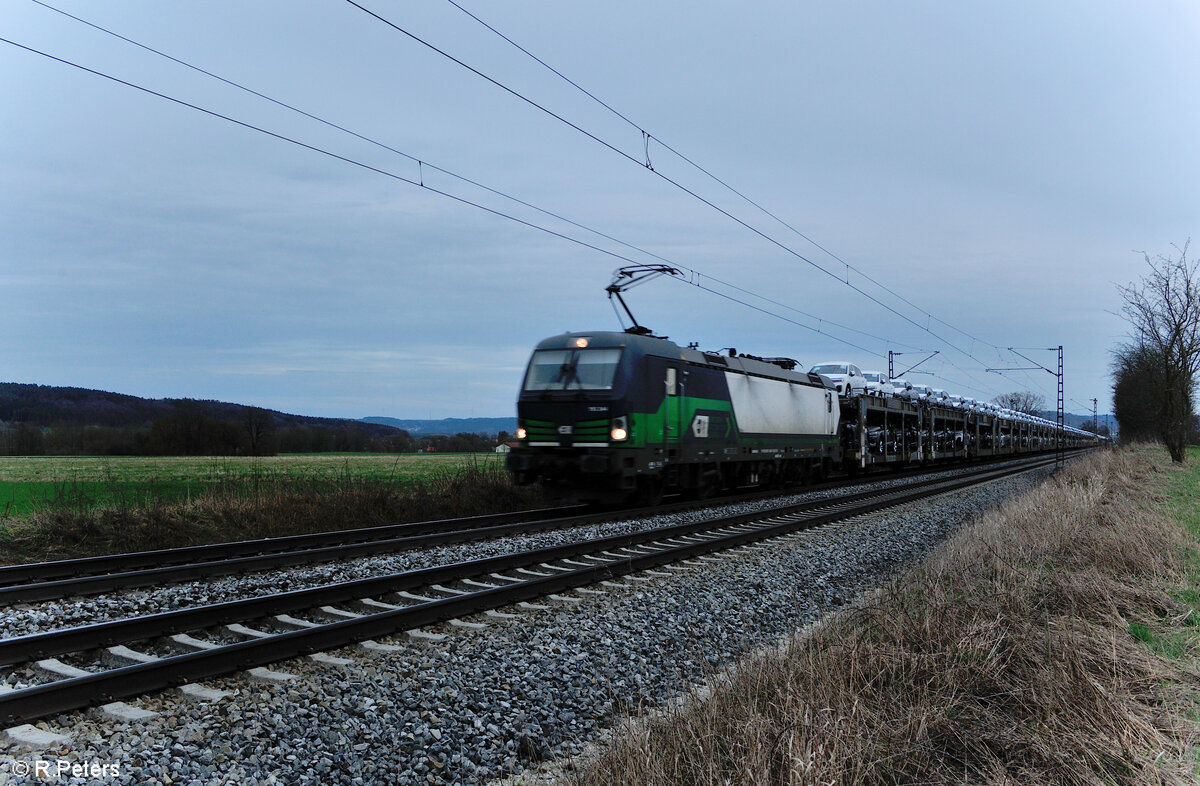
[0,417,500,456]
[1113,241,1200,462]
[989,391,1111,437]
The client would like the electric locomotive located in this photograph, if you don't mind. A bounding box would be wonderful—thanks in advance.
[506,331,840,503]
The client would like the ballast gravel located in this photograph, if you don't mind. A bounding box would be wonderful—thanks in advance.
[1,460,1029,640]
[1,464,1049,784]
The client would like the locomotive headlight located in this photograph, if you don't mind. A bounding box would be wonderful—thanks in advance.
[610,416,628,442]
[516,427,527,440]
[574,337,590,348]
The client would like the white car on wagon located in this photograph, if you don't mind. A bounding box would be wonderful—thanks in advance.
[808,362,866,398]
[861,371,895,397]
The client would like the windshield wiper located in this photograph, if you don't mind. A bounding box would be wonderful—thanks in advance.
[559,362,582,390]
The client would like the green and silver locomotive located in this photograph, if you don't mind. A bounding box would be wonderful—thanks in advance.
[506,331,840,503]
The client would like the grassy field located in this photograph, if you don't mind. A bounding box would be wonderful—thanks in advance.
[0,452,532,564]
[0,453,502,517]
[1126,446,1200,661]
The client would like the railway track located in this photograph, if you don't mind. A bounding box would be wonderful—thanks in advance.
[0,491,809,604]
[0,451,1085,605]
[0,505,585,603]
[0,454,1060,728]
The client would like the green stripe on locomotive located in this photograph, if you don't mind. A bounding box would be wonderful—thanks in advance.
[623,394,734,447]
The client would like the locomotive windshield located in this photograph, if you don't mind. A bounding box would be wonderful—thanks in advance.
[523,348,622,391]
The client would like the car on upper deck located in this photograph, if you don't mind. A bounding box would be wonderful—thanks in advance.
[906,383,932,402]
[861,371,895,397]
[809,361,866,398]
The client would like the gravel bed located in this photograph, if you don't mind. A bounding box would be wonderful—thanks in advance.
[0,464,1050,784]
[0,459,1030,640]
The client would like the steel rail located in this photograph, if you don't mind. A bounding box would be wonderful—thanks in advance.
[0,449,1086,601]
[0,455,1059,727]
[0,454,1061,604]
[0,478,851,601]
[0,504,585,587]
[0,458,1052,666]
[0,490,800,604]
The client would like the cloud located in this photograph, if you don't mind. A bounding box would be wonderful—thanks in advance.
[4,0,1195,421]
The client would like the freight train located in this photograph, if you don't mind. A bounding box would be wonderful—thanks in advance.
[505,330,1099,504]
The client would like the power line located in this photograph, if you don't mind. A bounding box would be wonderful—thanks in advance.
[14,6,1044,401]
[344,0,997,369]
[686,279,883,358]
[30,0,909,358]
[437,0,1008,356]
[0,32,893,359]
[0,36,640,265]
[442,0,641,133]
[680,271,930,353]
[27,0,648,267]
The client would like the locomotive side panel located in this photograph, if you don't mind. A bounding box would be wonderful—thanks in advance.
[724,371,837,437]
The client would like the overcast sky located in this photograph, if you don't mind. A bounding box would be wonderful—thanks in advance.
[3,1,1197,421]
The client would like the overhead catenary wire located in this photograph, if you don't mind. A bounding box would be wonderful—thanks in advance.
[0,38,637,266]
[26,0,931,359]
[0,33,893,360]
[15,5,1065,404]
[25,0,648,263]
[436,0,1044,399]
[432,6,1072,404]
[38,0,1023,392]
[343,0,996,370]
[436,0,1009,356]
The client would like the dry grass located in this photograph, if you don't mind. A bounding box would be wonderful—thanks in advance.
[0,460,543,565]
[570,448,1200,785]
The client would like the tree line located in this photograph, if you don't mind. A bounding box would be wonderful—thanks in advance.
[0,386,505,457]
[0,412,500,456]
[1113,240,1200,462]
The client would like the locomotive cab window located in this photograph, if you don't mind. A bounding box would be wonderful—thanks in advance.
[523,348,623,391]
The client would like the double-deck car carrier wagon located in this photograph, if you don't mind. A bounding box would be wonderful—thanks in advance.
[839,393,1094,471]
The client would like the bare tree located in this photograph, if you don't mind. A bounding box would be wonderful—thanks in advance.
[243,407,276,457]
[992,391,1046,416]
[1117,240,1200,463]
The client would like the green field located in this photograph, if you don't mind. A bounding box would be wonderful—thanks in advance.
[0,453,502,517]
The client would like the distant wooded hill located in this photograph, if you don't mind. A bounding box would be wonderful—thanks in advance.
[361,416,516,436]
[0,383,396,433]
[1036,410,1116,434]
[0,384,501,456]
[0,382,1105,456]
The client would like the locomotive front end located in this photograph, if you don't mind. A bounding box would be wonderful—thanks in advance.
[506,333,640,502]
